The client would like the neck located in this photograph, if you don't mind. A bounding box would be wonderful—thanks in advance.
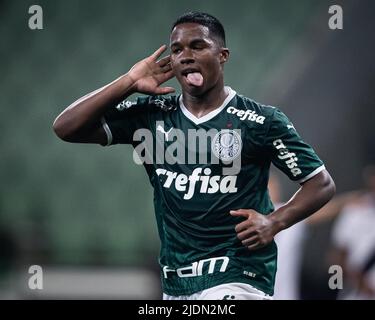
[182,81,228,119]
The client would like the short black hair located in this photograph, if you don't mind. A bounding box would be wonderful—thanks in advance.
[171,12,226,46]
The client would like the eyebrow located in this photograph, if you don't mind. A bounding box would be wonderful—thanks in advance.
[170,38,210,47]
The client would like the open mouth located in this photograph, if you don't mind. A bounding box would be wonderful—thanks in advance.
[181,69,204,87]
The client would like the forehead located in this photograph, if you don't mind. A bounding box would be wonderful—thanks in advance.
[170,23,212,44]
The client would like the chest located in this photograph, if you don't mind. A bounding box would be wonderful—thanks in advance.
[150,110,266,168]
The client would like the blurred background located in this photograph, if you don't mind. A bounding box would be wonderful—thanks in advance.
[0,0,374,299]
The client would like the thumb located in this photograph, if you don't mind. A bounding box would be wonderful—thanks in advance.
[229,210,248,217]
[154,87,175,95]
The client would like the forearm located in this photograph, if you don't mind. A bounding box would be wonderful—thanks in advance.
[53,73,135,141]
[268,170,336,233]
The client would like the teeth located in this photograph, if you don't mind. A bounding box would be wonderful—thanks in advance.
[183,70,198,75]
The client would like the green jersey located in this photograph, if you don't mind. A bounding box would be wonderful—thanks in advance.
[102,87,324,296]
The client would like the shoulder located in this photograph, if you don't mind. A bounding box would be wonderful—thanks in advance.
[230,93,279,126]
[115,95,179,112]
[103,95,180,123]
[104,95,179,122]
[116,95,178,111]
[141,95,180,113]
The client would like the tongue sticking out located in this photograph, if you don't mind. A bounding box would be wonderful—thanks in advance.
[186,72,203,87]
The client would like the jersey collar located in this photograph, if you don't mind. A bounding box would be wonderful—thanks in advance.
[179,86,236,125]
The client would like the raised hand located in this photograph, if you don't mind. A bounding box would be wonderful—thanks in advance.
[127,45,175,95]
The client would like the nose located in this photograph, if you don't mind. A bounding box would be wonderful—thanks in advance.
[180,57,194,64]
[180,48,195,64]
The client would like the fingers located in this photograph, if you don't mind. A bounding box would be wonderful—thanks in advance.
[154,86,175,95]
[157,54,172,74]
[239,233,267,251]
[234,220,250,233]
[150,45,168,61]
[157,69,175,82]
[230,209,249,218]
[153,55,172,75]
[230,209,272,251]
[241,235,258,246]
[246,242,263,251]
[237,227,256,240]
[230,208,268,250]
[236,230,263,251]
[160,63,172,74]
[157,55,171,67]
[231,210,251,233]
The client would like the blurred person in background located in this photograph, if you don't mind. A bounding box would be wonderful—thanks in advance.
[52,12,335,300]
[330,164,375,300]
[271,172,360,300]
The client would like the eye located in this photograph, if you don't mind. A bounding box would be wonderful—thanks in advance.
[193,44,204,50]
[191,40,207,51]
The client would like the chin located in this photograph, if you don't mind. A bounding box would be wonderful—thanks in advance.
[182,84,207,97]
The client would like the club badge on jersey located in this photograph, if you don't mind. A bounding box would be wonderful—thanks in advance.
[211,129,242,162]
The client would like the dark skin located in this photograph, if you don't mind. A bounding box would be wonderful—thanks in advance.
[52,44,175,145]
[231,170,335,250]
[53,22,336,251]
[170,23,229,117]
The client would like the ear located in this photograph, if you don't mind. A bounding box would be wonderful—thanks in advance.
[220,48,230,64]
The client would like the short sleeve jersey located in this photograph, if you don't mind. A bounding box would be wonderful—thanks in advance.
[102,87,325,296]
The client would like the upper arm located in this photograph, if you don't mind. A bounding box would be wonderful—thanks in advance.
[264,108,325,183]
[74,122,109,146]
[53,96,150,146]
[102,96,153,145]
[54,96,153,146]
[53,118,108,145]
[300,169,336,201]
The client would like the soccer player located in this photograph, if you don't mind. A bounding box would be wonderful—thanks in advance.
[53,12,336,300]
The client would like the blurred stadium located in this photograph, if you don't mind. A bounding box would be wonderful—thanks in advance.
[0,0,374,299]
